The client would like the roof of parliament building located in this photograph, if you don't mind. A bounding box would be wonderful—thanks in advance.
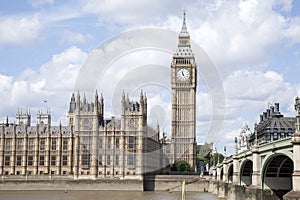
[249,103,295,145]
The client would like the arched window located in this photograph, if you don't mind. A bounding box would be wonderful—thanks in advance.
[273,129,278,140]
[129,119,134,127]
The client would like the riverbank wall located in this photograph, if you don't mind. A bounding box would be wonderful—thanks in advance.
[0,179,144,191]
[0,176,288,199]
[209,180,281,200]
[0,175,208,192]
[143,175,209,192]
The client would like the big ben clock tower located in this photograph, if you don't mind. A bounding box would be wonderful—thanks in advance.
[171,11,197,169]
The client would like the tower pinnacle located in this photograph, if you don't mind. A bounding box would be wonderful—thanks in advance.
[175,10,192,56]
[179,10,189,37]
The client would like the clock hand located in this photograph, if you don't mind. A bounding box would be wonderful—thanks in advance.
[182,71,185,77]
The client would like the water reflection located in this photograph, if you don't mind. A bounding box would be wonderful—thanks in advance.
[0,191,217,200]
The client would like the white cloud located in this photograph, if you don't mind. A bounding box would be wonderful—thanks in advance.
[0,74,13,91]
[223,69,298,129]
[147,93,171,132]
[29,0,55,8]
[140,0,297,76]
[0,75,14,114]
[203,68,300,153]
[0,14,41,44]
[274,0,293,12]
[187,0,287,71]
[0,46,87,125]
[284,17,300,45]
[61,29,87,44]
[239,0,258,24]
[223,70,293,101]
[80,0,182,24]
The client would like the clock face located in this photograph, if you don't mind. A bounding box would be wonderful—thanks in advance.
[177,68,190,81]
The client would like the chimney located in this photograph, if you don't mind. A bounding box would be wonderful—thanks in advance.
[263,112,267,120]
[275,103,280,112]
[267,109,271,118]
[260,115,263,122]
[270,106,275,116]
[111,116,115,127]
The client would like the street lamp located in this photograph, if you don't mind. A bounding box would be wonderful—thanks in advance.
[234,137,238,154]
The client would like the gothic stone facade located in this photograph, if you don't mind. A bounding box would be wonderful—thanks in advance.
[0,13,198,178]
[0,91,161,179]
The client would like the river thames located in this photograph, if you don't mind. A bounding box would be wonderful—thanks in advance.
[0,191,217,200]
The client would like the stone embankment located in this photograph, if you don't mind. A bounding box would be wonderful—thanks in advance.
[0,175,209,192]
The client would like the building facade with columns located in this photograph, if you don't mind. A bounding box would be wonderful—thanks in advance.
[0,91,161,179]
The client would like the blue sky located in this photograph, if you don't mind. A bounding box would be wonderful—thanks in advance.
[1,0,300,154]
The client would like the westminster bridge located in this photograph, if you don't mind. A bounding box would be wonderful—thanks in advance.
[210,97,300,199]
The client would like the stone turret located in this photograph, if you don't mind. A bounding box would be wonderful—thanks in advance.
[37,109,51,126]
[69,93,76,113]
[121,91,147,131]
[99,93,104,119]
[73,91,103,114]
[76,90,80,109]
[93,90,104,126]
[67,91,104,126]
[16,108,31,126]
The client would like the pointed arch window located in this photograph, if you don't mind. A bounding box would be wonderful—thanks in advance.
[273,128,278,140]
[129,119,134,128]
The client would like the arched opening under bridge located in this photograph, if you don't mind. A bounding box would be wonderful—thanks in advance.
[240,160,252,186]
[262,154,293,199]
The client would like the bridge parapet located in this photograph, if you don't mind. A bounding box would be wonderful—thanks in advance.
[258,137,292,153]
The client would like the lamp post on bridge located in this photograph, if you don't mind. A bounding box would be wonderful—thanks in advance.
[251,123,260,187]
[222,146,228,182]
[232,138,239,184]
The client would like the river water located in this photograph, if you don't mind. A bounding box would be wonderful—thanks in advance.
[0,191,217,200]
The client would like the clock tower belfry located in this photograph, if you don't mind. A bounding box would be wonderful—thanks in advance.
[171,11,197,169]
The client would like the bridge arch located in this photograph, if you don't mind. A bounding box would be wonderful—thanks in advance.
[220,167,224,181]
[227,164,233,183]
[214,168,217,180]
[262,153,293,198]
[240,159,253,186]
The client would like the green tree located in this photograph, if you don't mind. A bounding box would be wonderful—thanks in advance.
[197,157,209,165]
[171,160,193,172]
[196,144,213,166]
[210,153,224,166]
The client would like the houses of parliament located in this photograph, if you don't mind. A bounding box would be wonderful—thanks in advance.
[0,12,197,180]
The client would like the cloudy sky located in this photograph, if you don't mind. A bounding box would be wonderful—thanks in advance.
[1,0,300,154]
